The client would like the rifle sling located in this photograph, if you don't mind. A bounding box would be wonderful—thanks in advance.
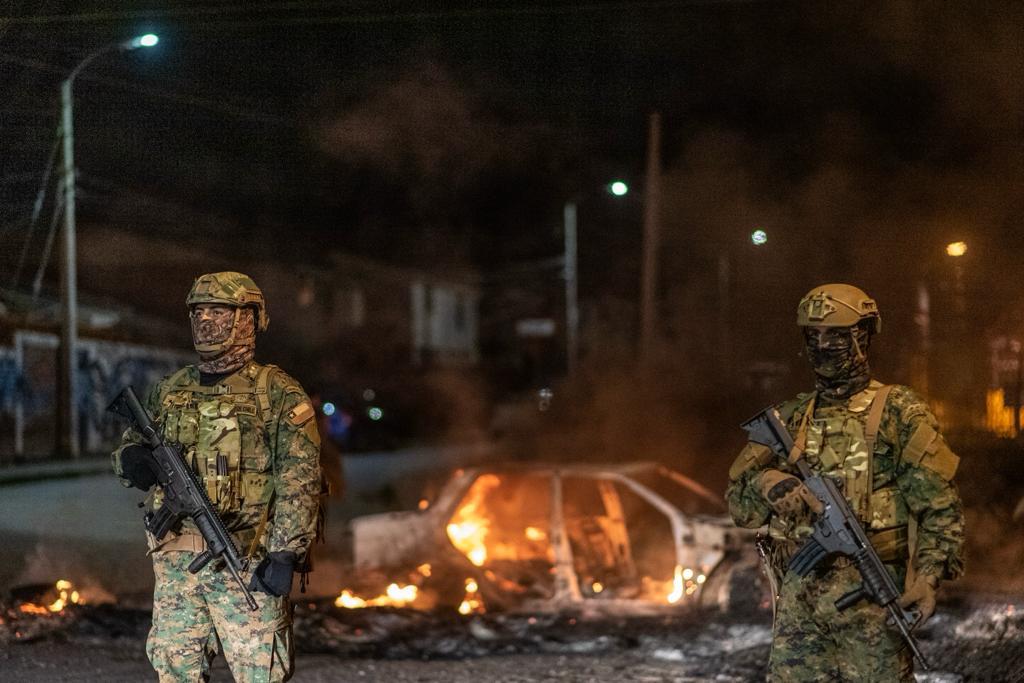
[787,393,816,464]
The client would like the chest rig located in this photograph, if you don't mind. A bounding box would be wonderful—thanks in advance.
[156,363,277,518]
[770,382,910,560]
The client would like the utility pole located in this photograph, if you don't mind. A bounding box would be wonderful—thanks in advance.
[639,111,662,359]
[53,33,158,458]
[564,201,579,376]
[59,78,79,458]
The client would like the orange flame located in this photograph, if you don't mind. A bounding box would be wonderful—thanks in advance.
[17,579,84,614]
[457,577,485,615]
[446,474,501,567]
[334,583,419,609]
[665,566,704,604]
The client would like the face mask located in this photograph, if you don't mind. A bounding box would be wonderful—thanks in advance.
[191,306,236,351]
[804,325,870,397]
[190,306,256,374]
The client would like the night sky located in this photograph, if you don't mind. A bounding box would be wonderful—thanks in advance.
[2,1,1022,399]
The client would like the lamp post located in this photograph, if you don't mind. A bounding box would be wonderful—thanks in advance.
[563,180,628,376]
[58,33,158,457]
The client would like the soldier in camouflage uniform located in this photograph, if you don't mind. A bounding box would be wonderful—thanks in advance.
[726,284,964,682]
[112,272,322,683]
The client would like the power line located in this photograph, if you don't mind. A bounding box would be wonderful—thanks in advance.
[0,52,293,126]
[10,127,60,290]
[31,195,65,301]
[0,0,763,26]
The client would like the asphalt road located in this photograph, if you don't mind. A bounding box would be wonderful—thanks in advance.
[0,445,490,600]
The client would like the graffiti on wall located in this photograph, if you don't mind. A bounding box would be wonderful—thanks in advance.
[1,331,191,458]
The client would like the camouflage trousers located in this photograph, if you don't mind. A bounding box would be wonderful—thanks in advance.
[768,563,913,682]
[148,551,294,683]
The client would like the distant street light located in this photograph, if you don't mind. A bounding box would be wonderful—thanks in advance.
[58,33,159,457]
[130,33,160,49]
[565,181,629,375]
[751,229,768,246]
[946,241,967,257]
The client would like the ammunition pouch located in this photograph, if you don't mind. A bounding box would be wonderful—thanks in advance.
[729,442,774,481]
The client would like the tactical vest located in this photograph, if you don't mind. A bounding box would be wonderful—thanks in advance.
[769,381,910,561]
[149,363,280,553]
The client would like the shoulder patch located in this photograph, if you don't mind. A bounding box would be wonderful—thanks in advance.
[903,422,959,480]
[286,400,315,427]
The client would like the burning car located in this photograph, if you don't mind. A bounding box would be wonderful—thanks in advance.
[346,462,765,615]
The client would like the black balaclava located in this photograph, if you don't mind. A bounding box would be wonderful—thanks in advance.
[804,322,871,400]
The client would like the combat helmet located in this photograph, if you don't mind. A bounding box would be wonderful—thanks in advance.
[186,272,269,355]
[796,283,880,334]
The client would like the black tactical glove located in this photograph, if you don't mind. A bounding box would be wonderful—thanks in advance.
[248,551,297,597]
[120,444,159,491]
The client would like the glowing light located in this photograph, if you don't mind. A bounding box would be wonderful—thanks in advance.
[129,33,159,49]
[609,181,629,196]
[18,603,49,615]
[592,582,604,594]
[418,498,430,511]
[417,563,432,577]
[668,565,685,604]
[524,526,547,542]
[368,407,383,421]
[458,577,484,615]
[322,402,336,417]
[446,474,501,567]
[751,229,768,246]
[682,568,694,581]
[946,241,967,257]
[334,583,418,609]
[696,574,706,584]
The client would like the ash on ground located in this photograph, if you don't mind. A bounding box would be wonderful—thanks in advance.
[2,594,1022,682]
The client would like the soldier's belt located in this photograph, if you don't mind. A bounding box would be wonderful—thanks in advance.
[150,527,259,556]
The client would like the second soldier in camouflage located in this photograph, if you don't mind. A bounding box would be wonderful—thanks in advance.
[726,284,964,682]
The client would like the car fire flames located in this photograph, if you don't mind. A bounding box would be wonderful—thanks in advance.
[347,463,762,615]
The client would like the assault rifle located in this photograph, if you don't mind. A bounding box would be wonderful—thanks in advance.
[108,386,258,611]
[741,407,930,670]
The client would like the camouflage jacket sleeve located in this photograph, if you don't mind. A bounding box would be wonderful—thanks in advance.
[266,370,323,561]
[880,385,965,582]
[725,442,774,528]
[725,394,810,528]
[110,380,164,488]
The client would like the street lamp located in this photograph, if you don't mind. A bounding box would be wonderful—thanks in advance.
[59,33,158,457]
[946,241,967,257]
[563,182,630,375]
[608,180,629,197]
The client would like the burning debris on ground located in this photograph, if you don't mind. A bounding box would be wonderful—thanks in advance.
[3,591,1023,681]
